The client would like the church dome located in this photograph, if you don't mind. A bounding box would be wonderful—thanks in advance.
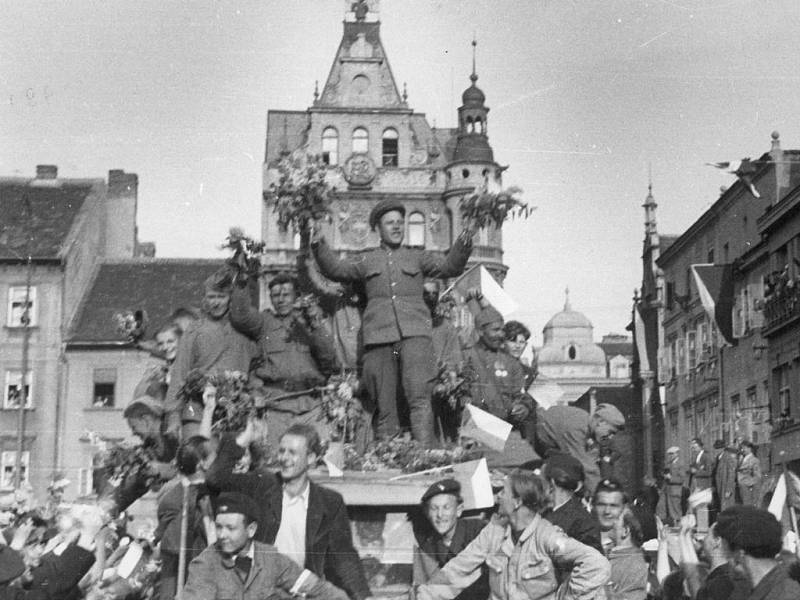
[462,83,485,107]
[543,307,593,331]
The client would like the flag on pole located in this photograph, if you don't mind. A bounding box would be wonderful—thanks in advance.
[447,264,518,317]
[451,458,495,510]
[460,404,512,452]
[691,264,736,345]
[634,303,651,372]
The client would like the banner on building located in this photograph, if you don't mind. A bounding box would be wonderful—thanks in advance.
[691,264,736,345]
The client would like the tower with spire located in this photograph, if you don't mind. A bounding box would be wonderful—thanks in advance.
[260,4,509,284]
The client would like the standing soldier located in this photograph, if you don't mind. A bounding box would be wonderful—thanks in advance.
[737,441,762,507]
[663,446,685,525]
[312,200,475,445]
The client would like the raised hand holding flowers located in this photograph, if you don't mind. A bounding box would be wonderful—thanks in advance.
[459,183,533,230]
[266,152,334,234]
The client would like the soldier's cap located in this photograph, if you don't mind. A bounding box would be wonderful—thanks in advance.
[215,492,260,524]
[543,453,584,490]
[421,479,462,504]
[123,394,165,419]
[474,305,504,329]
[666,446,680,454]
[0,546,25,584]
[715,506,782,556]
[204,268,233,294]
[594,403,626,429]
[369,198,406,230]
[713,439,725,450]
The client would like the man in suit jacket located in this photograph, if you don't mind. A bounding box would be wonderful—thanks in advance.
[737,441,762,507]
[182,491,348,600]
[312,199,475,445]
[715,445,738,511]
[206,422,372,600]
[689,437,713,529]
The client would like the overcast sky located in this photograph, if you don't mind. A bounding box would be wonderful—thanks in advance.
[3,0,800,345]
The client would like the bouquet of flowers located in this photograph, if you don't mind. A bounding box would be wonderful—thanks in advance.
[432,361,476,411]
[96,443,158,491]
[178,369,266,433]
[459,184,533,229]
[221,227,266,281]
[344,438,479,473]
[265,153,334,233]
[112,310,147,343]
[320,372,365,443]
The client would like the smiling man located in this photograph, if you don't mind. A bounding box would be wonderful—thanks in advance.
[229,271,338,448]
[312,199,476,445]
[413,479,488,600]
[164,269,259,436]
[182,491,349,600]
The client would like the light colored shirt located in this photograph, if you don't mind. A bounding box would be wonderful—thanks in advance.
[274,482,310,567]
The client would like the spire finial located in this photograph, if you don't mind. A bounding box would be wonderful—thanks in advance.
[402,82,408,103]
[470,37,478,84]
[648,162,652,194]
[313,80,319,102]
[564,286,571,311]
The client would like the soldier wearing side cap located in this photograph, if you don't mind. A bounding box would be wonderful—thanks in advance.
[164,269,260,436]
[311,199,476,445]
[535,402,626,494]
[413,479,489,600]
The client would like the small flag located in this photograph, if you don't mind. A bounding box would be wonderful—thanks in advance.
[691,264,736,345]
[460,404,512,452]
[451,458,494,510]
[706,158,762,198]
[687,488,713,511]
[447,264,518,317]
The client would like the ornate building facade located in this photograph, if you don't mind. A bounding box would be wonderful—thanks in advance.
[260,2,508,303]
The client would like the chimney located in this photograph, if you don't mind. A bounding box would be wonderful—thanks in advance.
[108,169,138,197]
[105,169,139,258]
[36,165,58,179]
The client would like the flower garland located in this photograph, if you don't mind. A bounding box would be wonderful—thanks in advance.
[320,372,365,443]
[432,361,476,411]
[459,184,533,229]
[265,153,334,233]
[343,438,479,473]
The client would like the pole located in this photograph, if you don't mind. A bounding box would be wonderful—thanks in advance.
[14,189,33,490]
[176,479,191,597]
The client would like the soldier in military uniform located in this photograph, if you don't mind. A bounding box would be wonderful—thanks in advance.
[311,199,475,445]
[229,272,339,449]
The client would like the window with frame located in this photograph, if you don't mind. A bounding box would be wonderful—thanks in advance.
[381,128,398,166]
[321,127,339,165]
[406,212,425,247]
[779,364,791,417]
[687,330,697,370]
[684,405,695,439]
[1,451,29,489]
[92,368,117,408]
[677,338,686,375]
[668,337,677,379]
[4,371,32,409]
[7,286,37,327]
[352,127,368,154]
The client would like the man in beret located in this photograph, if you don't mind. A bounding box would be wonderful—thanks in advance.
[714,505,800,599]
[541,453,602,553]
[164,269,260,436]
[535,402,626,494]
[311,200,476,445]
[413,479,488,600]
[462,305,538,466]
[183,491,349,600]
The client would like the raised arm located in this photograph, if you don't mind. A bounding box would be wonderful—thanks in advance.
[420,237,473,279]
[311,236,363,282]
[230,286,265,340]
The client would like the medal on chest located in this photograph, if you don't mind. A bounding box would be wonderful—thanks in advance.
[493,360,508,378]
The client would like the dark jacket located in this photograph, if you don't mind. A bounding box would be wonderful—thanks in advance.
[542,495,603,554]
[312,237,472,346]
[0,544,95,600]
[747,564,800,600]
[206,435,371,600]
[413,518,489,600]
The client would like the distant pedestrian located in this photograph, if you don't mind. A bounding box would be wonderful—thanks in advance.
[689,438,712,529]
[663,446,685,525]
[714,444,738,511]
[737,441,761,507]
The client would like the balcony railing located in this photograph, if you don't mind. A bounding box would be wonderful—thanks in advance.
[763,285,800,333]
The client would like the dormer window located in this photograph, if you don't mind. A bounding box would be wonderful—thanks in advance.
[382,128,398,166]
[352,127,369,154]
[321,127,338,165]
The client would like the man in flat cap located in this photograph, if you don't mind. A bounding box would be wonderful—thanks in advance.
[413,479,488,600]
[714,506,800,599]
[541,453,602,553]
[311,200,476,445]
[165,268,260,436]
[535,401,626,494]
[183,491,349,600]
[462,305,537,466]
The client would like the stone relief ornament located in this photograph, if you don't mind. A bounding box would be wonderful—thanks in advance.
[343,153,377,187]
[339,206,371,248]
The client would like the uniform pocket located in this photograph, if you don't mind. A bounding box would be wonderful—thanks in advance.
[519,559,555,598]
[400,264,421,277]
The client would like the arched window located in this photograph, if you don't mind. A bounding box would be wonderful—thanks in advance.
[475,116,483,134]
[466,116,474,133]
[352,127,368,154]
[382,128,399,166]
[407,212,425,247]
[321,127,338,165]
[568,345,577,360]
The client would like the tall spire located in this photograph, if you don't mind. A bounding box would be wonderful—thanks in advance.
[471,37,478,84]
[564,286,572,311]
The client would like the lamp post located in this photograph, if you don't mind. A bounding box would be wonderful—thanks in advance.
[14,187,33,490]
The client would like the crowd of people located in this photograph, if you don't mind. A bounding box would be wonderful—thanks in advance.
[1,199,799,599]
